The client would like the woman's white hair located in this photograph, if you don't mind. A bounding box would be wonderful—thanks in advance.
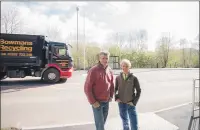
[120,59,132,68]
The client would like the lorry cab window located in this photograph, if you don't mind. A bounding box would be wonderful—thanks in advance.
[58,48,66,56]
[53,47,66,56]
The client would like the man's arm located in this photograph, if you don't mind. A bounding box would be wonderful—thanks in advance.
[114,77,119,101]
[110,73,114,99]
[84,69,96,104]
[132,77,141,106]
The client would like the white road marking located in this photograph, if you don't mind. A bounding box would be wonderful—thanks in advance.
[51,83,81,89]
[22,113,179,130]
[64,83,81,85]
[22,122,94,130]
[152,102,192,113]
[82,74,87,77]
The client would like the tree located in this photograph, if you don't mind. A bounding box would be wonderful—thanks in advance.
[127,31,136,50]
[190,34,199,67]
[46,25,61,41]
[108,45,121,56]
[156,33,173,68]
[192,34,199,50]
[120,29,148,51]
[135,29,148,51]
[109,32,126,61]
[1,7,23,34]
[180,38,188,67]
[85,45,101,68]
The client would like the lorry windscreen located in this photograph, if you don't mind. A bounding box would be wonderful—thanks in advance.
[58,48,66,56]
[53,46,68,56]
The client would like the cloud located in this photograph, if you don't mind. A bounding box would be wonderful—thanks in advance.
[1,1,113,44]
[25,1,88,12]
[106,2,131,15]
[1,1,198,51]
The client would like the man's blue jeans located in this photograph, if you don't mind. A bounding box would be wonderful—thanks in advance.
[118,102,138,130]
[92,102,109,130]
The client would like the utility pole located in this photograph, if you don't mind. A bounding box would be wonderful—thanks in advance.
[189,40,192,67]
[76,6,79,70]
[83,11,86,70]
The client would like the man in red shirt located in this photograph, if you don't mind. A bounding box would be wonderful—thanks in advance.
[84,51,114,130]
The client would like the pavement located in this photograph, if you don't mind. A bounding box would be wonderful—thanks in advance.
[20,104,199,130]
[21,113,179,130]
[157,103,199,130]
[1,68,199,130]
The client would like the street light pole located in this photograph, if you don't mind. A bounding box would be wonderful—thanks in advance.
[83,11,86,70]
[76,6,79,70]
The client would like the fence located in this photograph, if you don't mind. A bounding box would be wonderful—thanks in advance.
[188,79,199,130]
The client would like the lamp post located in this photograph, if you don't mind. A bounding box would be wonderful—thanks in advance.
[83,11,86,70]
[76,6,79,69]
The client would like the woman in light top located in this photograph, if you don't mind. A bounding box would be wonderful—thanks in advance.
[115,59,141,130]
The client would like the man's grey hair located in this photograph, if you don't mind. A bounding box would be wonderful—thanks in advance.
[120,59,132,68]
[98,51,110,57]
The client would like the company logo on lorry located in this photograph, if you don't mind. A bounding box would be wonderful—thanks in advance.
[0,39,33,56]
[0,39,32,45]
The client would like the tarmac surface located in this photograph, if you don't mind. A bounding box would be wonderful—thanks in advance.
[1,68,199,130]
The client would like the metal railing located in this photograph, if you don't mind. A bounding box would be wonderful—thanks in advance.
[188,78,199,130]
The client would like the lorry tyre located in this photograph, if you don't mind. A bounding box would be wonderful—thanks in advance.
[59,78,67,83]
[43,68,60,83]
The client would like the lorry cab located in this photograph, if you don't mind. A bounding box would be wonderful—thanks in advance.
[40,41,73,83]
[48,41,73,69]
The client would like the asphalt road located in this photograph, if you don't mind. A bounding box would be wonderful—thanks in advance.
[1,68,199,130]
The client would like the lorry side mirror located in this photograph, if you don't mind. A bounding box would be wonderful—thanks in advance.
[68,44,73,48]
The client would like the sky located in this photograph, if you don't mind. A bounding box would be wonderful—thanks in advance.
[1,1,199,51]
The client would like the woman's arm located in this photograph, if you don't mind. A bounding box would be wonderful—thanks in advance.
[132,77,141,106]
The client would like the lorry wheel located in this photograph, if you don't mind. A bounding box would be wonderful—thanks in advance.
[59,78,67,83]
[43,68,60,83]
